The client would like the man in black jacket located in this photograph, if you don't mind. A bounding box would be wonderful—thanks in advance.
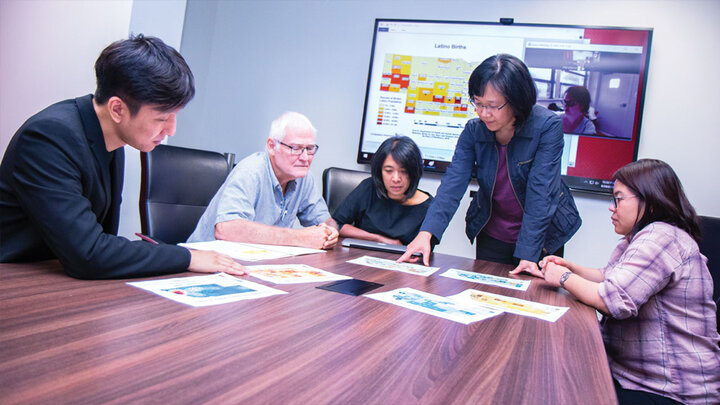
[0,35,245,279]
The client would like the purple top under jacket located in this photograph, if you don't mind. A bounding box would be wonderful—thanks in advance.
[483,143,523,244]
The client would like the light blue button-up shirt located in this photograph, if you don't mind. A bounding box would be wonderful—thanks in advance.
[187,151,329,242]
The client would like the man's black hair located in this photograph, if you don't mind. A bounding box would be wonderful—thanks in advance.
[94,34,194,114]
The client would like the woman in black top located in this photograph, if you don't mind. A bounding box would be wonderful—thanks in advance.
[333,136,432,245]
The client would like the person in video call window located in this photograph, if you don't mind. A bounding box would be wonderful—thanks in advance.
[0,35,246,279]
[399,53,582,275]
[561,86,596,135]
[187,111,338,250]
[539,159,719,405]
[332,136,433,246]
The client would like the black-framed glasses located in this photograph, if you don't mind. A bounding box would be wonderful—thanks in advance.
[278,141,319,156]
[561,99,577,108]
[470,99,508,113]
[612,194,639,208]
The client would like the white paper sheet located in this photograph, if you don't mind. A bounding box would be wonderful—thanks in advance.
[127,273,286,307]
[347,255,440,277]
[448,289,569,322]
[247,264,351,284]
[179,240,324,261]
[365,287,503,324]
[440,268,531,291]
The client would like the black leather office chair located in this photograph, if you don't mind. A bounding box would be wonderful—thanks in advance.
[698,216,720,333]
[322,167,370,216]
[139,144,234,245]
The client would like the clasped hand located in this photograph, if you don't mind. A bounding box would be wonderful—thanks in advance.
[304,223,338,249]
[537,255,571,286]
[511,255,571,287]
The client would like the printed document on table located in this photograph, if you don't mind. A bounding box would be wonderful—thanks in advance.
[347,255,440,277]
[440,268,531,291]
[179,240,324,261]
[448,289,569,322]
[365,287,503,324]
[127,273,286,307]
[240,243,325,256]
[247,264,351,284]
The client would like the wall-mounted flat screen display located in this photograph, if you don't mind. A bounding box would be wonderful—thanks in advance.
[357,19,653,194]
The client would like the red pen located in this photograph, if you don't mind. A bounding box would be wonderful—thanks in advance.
[135,232,159,244]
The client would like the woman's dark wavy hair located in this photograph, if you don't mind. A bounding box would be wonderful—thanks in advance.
[468,53,537,128]
[371,136,423,202]
[613,159,701,242]
[94,34,195,115]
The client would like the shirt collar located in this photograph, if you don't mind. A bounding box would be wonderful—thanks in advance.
[264,151,297,193]
[76,94,113,167]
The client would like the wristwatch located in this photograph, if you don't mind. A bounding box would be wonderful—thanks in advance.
[559,271,572,288]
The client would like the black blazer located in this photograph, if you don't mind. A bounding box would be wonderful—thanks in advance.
[0,95,190,279]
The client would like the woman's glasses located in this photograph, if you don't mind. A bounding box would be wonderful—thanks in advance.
[612,194,639,208]
[470,99,508,113]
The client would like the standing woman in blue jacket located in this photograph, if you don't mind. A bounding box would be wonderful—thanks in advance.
[399,54,581,276]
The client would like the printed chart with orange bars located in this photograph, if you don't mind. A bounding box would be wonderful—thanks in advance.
[379,54,477,121]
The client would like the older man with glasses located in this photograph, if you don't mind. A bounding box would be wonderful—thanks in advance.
[187,111,338,249]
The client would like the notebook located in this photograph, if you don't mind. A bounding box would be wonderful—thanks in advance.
[341,238,421,257]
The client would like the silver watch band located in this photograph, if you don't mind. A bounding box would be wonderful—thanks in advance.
[559,271,572,288]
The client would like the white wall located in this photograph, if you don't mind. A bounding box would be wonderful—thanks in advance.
[118,0,188,240]
[175,0,720,267]
[0,0,133,154]
[0,0,187,242]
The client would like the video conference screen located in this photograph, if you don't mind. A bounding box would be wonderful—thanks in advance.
[357,19,653,194]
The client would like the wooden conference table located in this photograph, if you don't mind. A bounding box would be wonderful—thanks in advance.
[0,244,616,404]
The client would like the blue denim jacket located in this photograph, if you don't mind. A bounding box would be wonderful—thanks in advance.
[421,105,582,262]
